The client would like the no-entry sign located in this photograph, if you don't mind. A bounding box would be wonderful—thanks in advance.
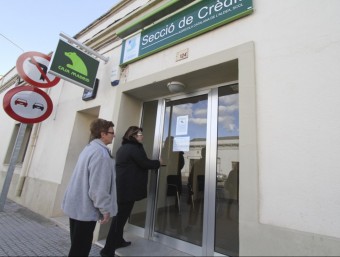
[16,51,60,88]
[3,85,53,123]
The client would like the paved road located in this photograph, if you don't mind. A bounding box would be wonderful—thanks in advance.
[0,199,102,256]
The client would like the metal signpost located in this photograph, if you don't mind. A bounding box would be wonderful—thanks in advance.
[0,51,56,212]
[0,124,27,211]
[1,36,106,211]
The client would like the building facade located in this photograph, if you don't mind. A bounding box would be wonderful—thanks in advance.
[1,0,340,256]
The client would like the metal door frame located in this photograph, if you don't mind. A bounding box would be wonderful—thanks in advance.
[144,88,220,256]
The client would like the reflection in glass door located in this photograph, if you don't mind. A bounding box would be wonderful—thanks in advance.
[132,84,240,256]
[215,85,239,256]
[155,94,208,246]
[129,100,159,229]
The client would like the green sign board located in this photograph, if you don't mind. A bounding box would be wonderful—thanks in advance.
[49,39,99,90]
[120,0,253,65]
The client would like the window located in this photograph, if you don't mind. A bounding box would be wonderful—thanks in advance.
[4,123,33,165]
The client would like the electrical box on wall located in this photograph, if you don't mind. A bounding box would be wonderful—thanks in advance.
[82,78,99,101]
[111,65,120,86]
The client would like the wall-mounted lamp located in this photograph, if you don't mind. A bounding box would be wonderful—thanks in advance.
[167,81,186,93]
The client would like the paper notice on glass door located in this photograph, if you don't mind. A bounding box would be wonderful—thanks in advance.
[176,115,188,135]
[173,136,190,152]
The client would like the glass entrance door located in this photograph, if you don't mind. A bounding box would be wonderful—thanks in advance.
[155,94,208,247]
[135,84,239,256]
[214,85,239,256]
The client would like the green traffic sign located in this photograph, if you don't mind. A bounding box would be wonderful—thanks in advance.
[49,39,99,90]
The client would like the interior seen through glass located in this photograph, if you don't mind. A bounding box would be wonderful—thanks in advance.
[129,84,239,256]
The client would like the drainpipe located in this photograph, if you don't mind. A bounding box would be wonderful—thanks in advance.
[15,85,55,196]
[15,121,41,196]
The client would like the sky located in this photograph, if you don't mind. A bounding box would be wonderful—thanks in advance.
[0,0,121,76]
[164,93,239,143]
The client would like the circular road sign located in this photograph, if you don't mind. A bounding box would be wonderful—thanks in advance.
[16,51,60,88]
[3,85,53,123]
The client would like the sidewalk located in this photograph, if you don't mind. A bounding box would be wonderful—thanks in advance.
[0,199,191,257]
[0,199,101,256]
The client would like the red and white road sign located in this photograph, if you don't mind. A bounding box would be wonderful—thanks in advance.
[16,51,60,88]
[3,85,53,123]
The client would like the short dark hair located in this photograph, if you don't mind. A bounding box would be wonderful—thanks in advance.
[90,118,114,141]
[122,126,143,144]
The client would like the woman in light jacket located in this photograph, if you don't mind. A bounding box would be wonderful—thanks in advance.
[62,118,117,257]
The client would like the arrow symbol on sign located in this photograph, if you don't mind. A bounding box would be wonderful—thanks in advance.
[29,57,50,83]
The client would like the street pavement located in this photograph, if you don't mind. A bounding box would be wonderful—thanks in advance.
[0,199,102,256]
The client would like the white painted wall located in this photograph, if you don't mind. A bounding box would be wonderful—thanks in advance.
[254,0,340,239]
[120,0,340,239]
[25,46,122,184]
[0,0,339,250]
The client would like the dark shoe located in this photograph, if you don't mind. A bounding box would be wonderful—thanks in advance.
[115,240,131,249]
[100,249,115,257]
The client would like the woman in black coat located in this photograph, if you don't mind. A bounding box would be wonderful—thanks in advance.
[100,126,161,257]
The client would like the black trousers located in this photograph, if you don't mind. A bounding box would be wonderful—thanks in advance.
[68,218,96,257]
[102,201,135,255]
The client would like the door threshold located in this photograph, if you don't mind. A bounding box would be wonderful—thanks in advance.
[96,232,192,256]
